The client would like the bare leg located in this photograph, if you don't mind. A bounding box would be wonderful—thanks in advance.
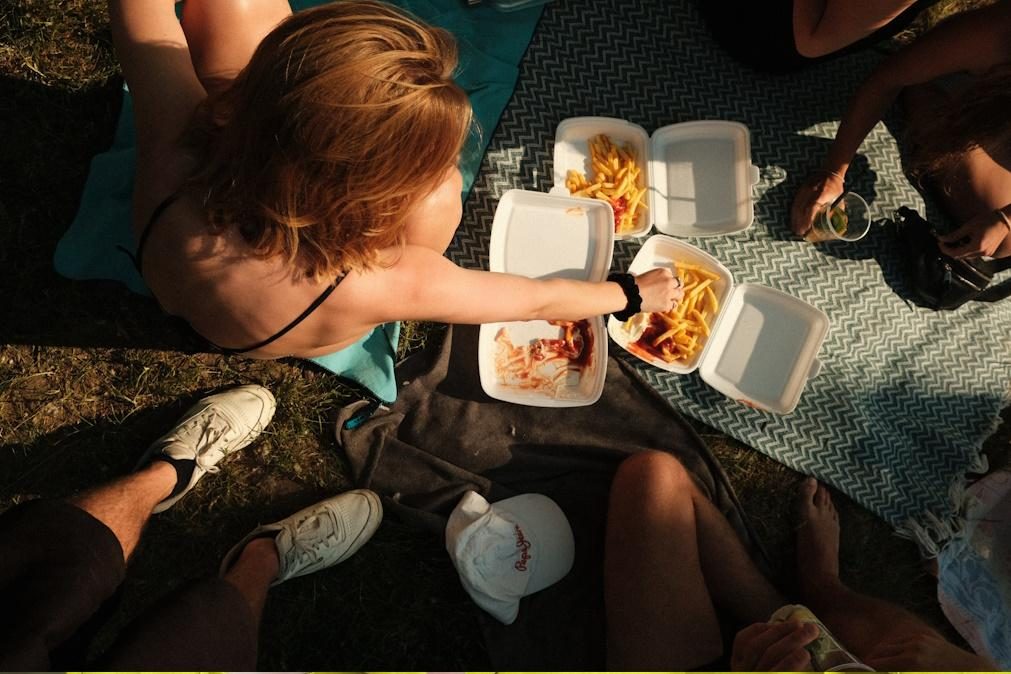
[605,451,721,670]
[180,0,293,95]
[605,451,782,669]
[796,478,944,657]
[68,461,176,560]
[221,536,280,633]
[692,479,785,624]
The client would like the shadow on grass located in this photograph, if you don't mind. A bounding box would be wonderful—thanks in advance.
[0,69,251,356]
[0,73,203,352]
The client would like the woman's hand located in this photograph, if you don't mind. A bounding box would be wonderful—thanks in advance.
[634,268,684,313]
[937,208,1011,259]
[791,171,845,238]
[731,621,819,671]
[864,631,998,671]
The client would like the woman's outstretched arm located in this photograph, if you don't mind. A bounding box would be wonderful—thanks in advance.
[342,245,681,326]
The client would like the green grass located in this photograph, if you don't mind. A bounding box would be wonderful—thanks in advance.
[1,0,1008,669]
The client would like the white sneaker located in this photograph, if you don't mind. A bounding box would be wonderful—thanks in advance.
[139,384,276,513]
[220,489,383,586]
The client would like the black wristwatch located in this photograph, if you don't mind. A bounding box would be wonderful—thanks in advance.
[608,272,642,321]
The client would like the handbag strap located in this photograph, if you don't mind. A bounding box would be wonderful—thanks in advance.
[976,255,1011,274]
[974,254,1011,302]
[994,256,1011,272]
[976,275,1011,302]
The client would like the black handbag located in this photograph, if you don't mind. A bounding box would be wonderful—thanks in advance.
[895,206,1011,310]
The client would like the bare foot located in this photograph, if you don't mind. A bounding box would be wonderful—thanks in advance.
[796,477,841,598]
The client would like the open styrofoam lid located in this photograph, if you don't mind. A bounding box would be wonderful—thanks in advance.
[698,283,829,414]
[489,189,614,281]
[650,121,759,237]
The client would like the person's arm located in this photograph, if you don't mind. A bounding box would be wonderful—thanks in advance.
[937,203,1011,258]
[791,1,1011,236]
[792,0,919,58]
[342,245,680,326]
[108,0,205,152]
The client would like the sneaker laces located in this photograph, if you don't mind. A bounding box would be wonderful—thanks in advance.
[186,410,242,471]
[286,510,343,568]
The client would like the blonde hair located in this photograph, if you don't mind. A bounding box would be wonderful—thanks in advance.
[187,1,473,280]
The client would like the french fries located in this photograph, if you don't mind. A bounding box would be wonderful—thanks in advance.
[564,134,647,235]
[626,260,720,364]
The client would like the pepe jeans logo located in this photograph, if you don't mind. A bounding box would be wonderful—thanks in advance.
[513,524,532,571]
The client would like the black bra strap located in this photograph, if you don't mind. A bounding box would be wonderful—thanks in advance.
[219,276,345,354]
[126,189,346,355]
[122,191,184,276]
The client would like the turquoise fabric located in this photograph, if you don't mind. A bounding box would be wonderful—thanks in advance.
[310,321,401,403]
[56,93,147,295]
[54,0,542,401]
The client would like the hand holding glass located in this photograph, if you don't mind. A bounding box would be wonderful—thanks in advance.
[804,192,870,243]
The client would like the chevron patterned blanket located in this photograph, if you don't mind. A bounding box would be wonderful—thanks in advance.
[449,0,1011,549]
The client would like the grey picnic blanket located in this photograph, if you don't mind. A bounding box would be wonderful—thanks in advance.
[336,324,767,669]
[447,0,1011,550]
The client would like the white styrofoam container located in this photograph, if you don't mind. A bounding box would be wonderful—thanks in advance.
[552,117,759,239]
[608,235,829,414]
[607,235,734,375]
[478,190,613,407]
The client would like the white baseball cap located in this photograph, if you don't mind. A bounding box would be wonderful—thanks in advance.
[445,490,575,625]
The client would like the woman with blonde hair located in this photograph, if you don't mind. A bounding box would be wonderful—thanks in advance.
[792,0,1011,260]
[114,0,680,358]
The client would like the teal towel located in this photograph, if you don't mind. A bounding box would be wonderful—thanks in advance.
[54,0,542,401]
[310,322,401,403]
